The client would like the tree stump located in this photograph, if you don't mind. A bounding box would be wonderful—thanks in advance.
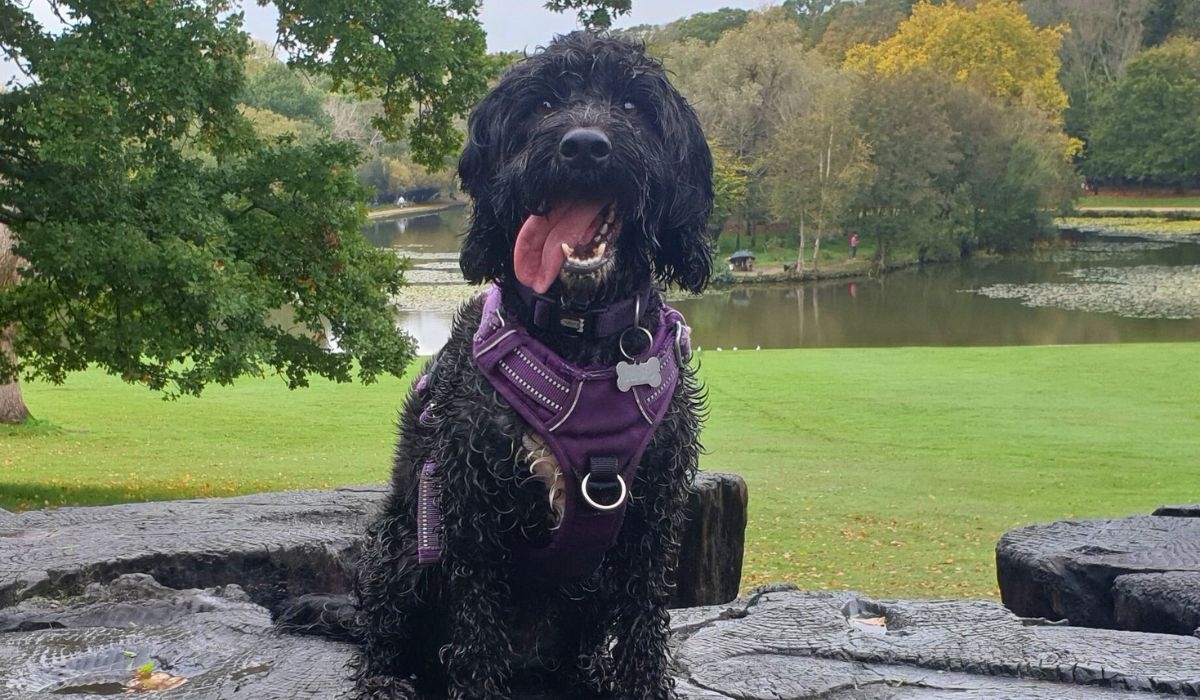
[997,509,1200,635]
[0,473,745,613]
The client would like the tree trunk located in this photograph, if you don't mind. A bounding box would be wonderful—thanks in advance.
[796,213,806,272]
[0,223,30,425]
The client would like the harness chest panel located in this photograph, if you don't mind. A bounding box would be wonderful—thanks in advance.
[458,285,688,579]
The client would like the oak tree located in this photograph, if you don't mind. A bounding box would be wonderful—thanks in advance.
[0,0,501,422]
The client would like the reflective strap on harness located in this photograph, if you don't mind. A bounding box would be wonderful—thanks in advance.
[417,461,443,566]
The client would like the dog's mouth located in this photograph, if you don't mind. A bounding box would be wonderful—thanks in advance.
[513,200,620,294]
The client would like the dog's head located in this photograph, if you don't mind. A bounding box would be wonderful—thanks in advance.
[458,32,714,302]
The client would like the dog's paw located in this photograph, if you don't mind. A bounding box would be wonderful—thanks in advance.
[355,674,420,700]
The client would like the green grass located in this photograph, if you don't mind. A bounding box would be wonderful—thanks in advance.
[4,343,1198,600]
[1079,195,1200,209]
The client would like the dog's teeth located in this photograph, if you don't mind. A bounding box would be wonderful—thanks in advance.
[606,208,616,224]
[596,242,607,257]
[561,242,573,257]
[599,223,609,236]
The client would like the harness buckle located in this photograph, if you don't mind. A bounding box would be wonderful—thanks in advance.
[559,314,586,334]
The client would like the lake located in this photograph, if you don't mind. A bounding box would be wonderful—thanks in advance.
[364,209,1200,354]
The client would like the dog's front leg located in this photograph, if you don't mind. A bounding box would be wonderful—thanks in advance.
[441,550,516,699]
[605,481,690,697]
[437,457,519,700]
[604,406,699,700]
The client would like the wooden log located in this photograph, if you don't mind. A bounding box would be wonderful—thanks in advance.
[673,471,747,608]
[1154,504,1200,517]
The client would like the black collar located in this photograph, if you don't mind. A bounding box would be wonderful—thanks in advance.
[511,282,654,339]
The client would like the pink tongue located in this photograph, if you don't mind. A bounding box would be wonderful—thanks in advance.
[513,200,607,293]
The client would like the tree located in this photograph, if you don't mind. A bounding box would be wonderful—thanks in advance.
[1084,38,1200,188]
[845,1,1069,123]
[665,9,817,247]
[846,71,961,266]
[766,70,873,270]
[0,223,28,424]
[241,44,332,130]
[543,0,632,29]
[1022,0,1149,141]
[660,8,751,44]
[0,0,420,424]
[268,0,490,167]
[708,141,750,237]
[940,82,1077,254]
[811,0,916,60]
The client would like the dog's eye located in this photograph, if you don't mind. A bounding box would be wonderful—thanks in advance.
[621,101,638,115]
[535,100,555,116]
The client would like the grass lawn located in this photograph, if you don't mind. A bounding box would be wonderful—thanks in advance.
[1079,194,1200,209]
[3,343,1198,600]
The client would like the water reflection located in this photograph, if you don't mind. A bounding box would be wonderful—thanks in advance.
[364,213,1200,353]
[364,207,468,252]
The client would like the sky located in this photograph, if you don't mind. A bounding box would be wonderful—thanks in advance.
[4,1,777,84]
[242,1,779,53]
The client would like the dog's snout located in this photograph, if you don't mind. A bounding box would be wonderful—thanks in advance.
[559,128,611,168]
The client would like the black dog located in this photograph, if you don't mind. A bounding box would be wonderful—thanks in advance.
[293,32,714,700]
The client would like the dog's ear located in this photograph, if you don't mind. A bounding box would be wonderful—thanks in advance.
[457,89,514,284]
[654,91,715,294]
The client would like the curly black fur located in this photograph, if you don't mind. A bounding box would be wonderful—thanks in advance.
[296,32,714,699]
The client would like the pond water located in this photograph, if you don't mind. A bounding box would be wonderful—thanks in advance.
[364,210,1200,353]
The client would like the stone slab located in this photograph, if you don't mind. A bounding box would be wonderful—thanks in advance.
[996,515,1200,632]
[0,473,745,612]
[3,580,1198,698]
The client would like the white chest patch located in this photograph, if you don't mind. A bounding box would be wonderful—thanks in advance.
[522,431,565,527]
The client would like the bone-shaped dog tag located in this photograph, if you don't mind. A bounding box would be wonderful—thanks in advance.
[616,356,662,392]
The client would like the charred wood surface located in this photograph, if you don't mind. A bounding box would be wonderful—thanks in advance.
[997,512,1200,634]
[0,473,745,612]
[2,581,1198,698]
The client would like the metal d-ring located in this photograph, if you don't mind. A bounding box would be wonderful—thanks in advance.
[580,473,627,511]
[620,293,652,361]
[619,326,653,362]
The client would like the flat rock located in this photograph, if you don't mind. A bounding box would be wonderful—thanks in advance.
[0,473,744,612]
[3,581,1198,698]
[996,515,1200,632]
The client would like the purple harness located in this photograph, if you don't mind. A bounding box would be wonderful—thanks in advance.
[418,284,691,579]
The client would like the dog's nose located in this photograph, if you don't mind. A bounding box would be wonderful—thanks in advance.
[559,128,611,168]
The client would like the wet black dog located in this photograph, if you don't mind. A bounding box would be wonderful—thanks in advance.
[287,32,714,699]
